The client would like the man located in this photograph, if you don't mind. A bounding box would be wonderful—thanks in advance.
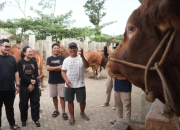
[61,42,89,126]
[111,78,132,124]
[0,39,21,130]
[101,38,119,109]
[46,43,68,120]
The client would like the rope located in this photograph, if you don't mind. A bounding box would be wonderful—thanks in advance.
[109,58,156,70]
[109,30,180,129]
[158,31,176,66]
[155,63,180,130]
[144,30,173,93]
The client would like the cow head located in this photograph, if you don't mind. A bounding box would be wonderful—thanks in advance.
[107,0,180,116]
[59,46,70,58]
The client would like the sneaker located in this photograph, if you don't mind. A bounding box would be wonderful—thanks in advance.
[101,102,109,107]
[21,122,26,126]
[33,121,40,127]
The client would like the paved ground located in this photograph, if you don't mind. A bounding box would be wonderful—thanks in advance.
[1,69,142,130]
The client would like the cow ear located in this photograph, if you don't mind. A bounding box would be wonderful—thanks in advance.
[157,0,180,31]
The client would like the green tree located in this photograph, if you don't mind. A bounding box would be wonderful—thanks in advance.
[90,34,123,43]
[31,10,75,42]
[84,0,116,36]
[0,18,38,44]
[84,0,106,26]
[0,2,6,11]
[38,0,56,16]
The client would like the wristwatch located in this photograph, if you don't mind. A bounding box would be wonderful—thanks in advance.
[16,85,20,87]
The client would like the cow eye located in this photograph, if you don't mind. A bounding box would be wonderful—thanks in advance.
[127,27,135,34]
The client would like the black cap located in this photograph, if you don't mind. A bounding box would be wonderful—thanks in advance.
[69,42,77,48]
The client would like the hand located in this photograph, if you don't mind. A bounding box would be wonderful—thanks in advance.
[15,86,20,94]
[66,80,72,88]
[41,74,45,78]
[105,42,108,47]
[59,65,62,70]
[28,84,34,92]
[31,79,36,85]
[117,77,127,80]
[79,48,84,58]
[112,39,117,43]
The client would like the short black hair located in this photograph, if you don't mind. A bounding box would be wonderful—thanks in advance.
[0,38,9,45]
[21,46,31,59]
[52,43,60,49]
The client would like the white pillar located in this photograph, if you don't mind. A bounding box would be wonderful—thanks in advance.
[39,40,43,56]
[35,41,39,52]
[83,40,88,52]
[101,42,105,50]
[76,41,80,51]
[46,36,52,59]
[29,35,35,50]
[93,41,96,51]
[46,36,52,77]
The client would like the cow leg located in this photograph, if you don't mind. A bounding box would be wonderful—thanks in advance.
[89,66,96,78]
[41,77,44,87]
[39,69,44,88]
[97,66,101,79]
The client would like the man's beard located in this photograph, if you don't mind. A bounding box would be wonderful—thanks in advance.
[0,50,9,55]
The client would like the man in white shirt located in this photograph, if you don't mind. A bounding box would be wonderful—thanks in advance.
[61,42,89,126]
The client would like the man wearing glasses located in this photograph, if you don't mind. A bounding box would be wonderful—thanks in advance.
[0,39,21,130]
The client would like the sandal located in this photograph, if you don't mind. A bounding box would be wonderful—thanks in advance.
[52,111,60,117]
[111,120,116,124]
[62,113,68,120]
[80,113,90,121]
[69,118,75,126]
[33,120,40,127]
[10,125,21,130]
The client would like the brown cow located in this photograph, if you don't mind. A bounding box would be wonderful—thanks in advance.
[97,49,113,69]
[59,46,102,78]
[107,0,180,116]
[9,44,44,87]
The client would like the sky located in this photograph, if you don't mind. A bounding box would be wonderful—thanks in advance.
[0,0,141,36]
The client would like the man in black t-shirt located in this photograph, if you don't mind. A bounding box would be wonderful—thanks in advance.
[46,43,68,120]
[0,39,21,130]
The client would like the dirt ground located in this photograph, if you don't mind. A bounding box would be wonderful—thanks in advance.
[1,67,142,130]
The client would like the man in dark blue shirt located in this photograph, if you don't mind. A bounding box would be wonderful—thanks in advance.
[111,78,132,124]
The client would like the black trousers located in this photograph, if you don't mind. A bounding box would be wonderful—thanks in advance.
[19,86,39,122]
[0,91,15,127]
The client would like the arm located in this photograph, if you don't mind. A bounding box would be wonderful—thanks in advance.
[37,74,45,80]
[46,65,62,71]
[79,48,89,68]
[117,77,127,80]
[104,42,109,58]
[82,56,89,68]
[46,57,62,71]
[15,71,20,94]
[61,70,71,88]
[33,61,38,81]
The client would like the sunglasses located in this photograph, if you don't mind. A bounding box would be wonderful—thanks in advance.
[1,45,11,49]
